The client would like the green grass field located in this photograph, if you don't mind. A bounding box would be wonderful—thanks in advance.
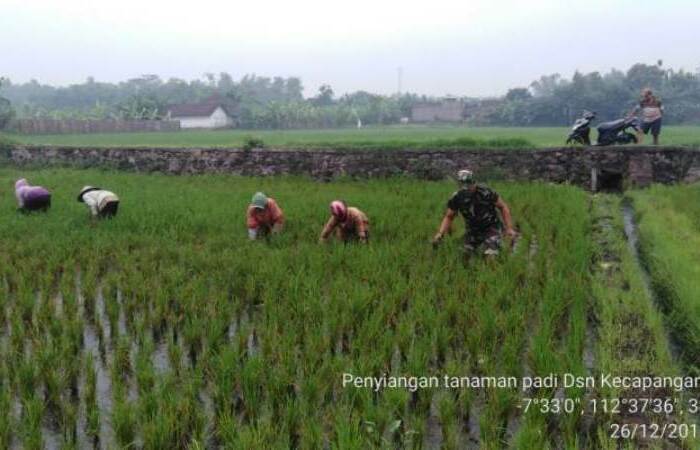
[2,168,697,448]
[6,125,700,149]
[631,185,700,365]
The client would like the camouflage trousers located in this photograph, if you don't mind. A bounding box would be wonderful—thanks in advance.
[464,228,502,256]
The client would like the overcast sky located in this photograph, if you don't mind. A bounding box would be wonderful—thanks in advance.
[2,0,699,97]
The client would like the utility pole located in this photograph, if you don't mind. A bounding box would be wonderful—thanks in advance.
[397,67,403,96]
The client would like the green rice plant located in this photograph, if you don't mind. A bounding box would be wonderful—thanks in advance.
[21,396,44,450]
[113,336,132,380]
[112,394,137,447]
[59,399,78,447]
[631,185,700,366]
[0,367,11,449]
[167,332,182,375]
[84,355,100,442]
[240,356,265,422]
[17,356,38,401]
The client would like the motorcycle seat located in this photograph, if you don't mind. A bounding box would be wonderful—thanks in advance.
[597,119,624,131]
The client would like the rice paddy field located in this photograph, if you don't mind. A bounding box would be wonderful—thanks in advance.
[7,125,700,149]
[0,167,699,449]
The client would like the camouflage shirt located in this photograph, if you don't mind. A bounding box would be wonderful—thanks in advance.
[447,185,502,234]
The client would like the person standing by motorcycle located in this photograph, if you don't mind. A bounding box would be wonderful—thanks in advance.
[632,88,664,145]
[432,169,516,259]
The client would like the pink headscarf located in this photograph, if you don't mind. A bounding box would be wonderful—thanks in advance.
[330,200,347,221]
[15,178,28,190]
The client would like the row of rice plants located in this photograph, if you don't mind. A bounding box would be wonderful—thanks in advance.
[630,185,700,365]
[588,194,684,449]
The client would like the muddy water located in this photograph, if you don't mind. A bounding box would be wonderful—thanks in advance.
[621,201,646,280]
[199,386,216,448]
[80,282,116,450]
[117,289,127,338]
[152,337,170,374]
[422,392,443,449]
[95,288,111,348]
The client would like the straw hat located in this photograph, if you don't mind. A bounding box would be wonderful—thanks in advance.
[77,186,101,202]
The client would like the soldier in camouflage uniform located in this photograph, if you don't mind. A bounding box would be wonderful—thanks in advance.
[432,169,516,258]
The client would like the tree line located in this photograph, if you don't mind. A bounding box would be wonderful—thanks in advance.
[1,62,699,129]
[476,62,700,126]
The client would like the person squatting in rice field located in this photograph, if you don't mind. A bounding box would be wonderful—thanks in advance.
[15,178,51,212]
[247,192,285,240]
[319,200,369,244]
[432,169,517,258]
[77,185,120,219]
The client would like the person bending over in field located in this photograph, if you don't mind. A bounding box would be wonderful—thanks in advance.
[319,200,369,244]
[15,178,51,212]
[247,192,284,240]
[78,186,120,219]
[631,88,664,145]
[432,169,516,259]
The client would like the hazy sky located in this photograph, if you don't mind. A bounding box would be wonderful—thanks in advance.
[2,0,699,97]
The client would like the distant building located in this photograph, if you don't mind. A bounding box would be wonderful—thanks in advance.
[167,98,236,129]
[411,97,465,123]
[462,98,503,125]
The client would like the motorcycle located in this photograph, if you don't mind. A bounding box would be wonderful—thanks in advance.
[596,116,641,146]
[566,110,596,145]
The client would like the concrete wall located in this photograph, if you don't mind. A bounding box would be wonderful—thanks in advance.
[5,145,700,190]
[8,119,181,135]
[411,101,464,123]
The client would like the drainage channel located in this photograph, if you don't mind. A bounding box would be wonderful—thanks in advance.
[620,198,682,359]
[618,197,700,449]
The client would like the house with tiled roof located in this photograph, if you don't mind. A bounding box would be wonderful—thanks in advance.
[167,97,236,129]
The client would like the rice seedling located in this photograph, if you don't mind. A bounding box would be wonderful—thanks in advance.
[0,363,12,449]
[83,355,100,443]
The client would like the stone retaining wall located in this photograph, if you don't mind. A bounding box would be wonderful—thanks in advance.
[5,145,700,190]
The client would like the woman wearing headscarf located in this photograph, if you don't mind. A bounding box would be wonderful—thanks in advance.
[319,200,369,244]
[15,178,51,212]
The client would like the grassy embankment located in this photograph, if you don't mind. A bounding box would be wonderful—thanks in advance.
[6,125,700,149]
[630,185,700,366]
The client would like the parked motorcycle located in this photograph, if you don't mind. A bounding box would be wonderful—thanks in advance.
[596,116,640,146]
[566,110,596,145]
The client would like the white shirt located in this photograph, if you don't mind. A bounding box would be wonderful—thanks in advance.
[82,189,118,216]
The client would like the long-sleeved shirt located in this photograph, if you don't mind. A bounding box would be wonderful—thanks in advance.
[320,207,369,239]
[246,198,284,229]
[15,179,51,208]
[82,189,119,216]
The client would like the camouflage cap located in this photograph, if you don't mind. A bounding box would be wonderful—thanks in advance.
[457,169,474,184]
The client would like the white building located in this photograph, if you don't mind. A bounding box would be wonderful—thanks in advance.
[167,101,235,129]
